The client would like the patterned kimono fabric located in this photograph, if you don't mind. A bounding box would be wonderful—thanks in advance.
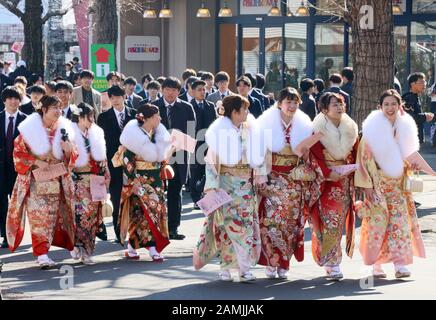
[6,113,77,256]
[256,107,317,270]
[118,121,172,253]
[193,114,266,274]
[72,123,109,256]
[309,113,359,267]
[355,110,426,266]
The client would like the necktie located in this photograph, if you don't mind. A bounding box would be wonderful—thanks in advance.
[119,112,125,131]
[167,105,173,128]
[221,94,225,100]
[128,96,133,108]
[6,116,14,160]
[198,102,204,110]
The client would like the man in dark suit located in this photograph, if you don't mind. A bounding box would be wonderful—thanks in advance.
[189,80,217,208]
[97,85,136,243]
[20,85,46,115]
[402,72,434,144]
[255,73,275,108]
[179,69,197,97]
[124,76,143,110]
[300,78,317,121]
[200,72,216,98]
[324,74,351,115]
[236,76,263,118]
[0,87,27,248]
[245,73,271,112]
[153,77,196,240]
[1,61,13,112]
[341,67,353,98]
[138,74,154,100]
[143,80,161,104]
[55,81,75,119]
[178,76,198,103]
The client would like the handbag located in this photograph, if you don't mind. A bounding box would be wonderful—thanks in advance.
[160,162,175,181]
[289,158,316,182]
[403,171,423,193]
[101,194,114,218]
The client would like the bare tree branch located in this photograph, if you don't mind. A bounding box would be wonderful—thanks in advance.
[42,6,70,23]
[0,0,24,18]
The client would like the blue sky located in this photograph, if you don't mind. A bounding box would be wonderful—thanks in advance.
[0,0,75,25]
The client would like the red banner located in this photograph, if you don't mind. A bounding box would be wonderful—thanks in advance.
[73,0,90,69]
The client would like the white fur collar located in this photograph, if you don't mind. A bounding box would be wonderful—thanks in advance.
[18,113,75,160]
[72,123,107,168]
[362,110,419,178]
[205,114,265,167]
[120,120,172,162]
[312,112,358,160]
[257,105,313,153]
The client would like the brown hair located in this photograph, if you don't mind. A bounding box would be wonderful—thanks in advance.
[379,89,402,106]
[318,92,344,112]
[136,103,159,126]
[222,95,249,118]
[277,87,302,105]
[37,95,62,116]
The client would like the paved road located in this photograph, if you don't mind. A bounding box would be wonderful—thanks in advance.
[1,147,436,300]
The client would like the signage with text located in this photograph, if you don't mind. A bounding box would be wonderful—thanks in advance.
[91,44,116,92]
[125,36,160,61]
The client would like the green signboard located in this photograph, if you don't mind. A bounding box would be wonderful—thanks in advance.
[91,44,116,92]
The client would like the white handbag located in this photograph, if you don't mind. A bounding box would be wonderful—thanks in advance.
[404,172,424,193]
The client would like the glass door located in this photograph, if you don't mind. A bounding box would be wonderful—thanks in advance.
[241,26,260,75]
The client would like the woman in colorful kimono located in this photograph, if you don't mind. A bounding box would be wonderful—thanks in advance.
[256,87,316,279]
[309,92,359,280]
[117,103,173,261]
[193,95,268,282]
[70,102,110,265]
[6,95,77,269]
[355,89,426,278]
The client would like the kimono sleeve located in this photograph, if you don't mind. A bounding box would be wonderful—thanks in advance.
[354,138,374,189]
[204,151,219,191]
[122,150,137,185]
[13,134,36,175]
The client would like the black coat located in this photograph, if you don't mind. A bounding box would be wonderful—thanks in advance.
[191,99,217,138]
[248,95,263,119]
[97,106,136,167]
[0,110,27,195]
[300,92,317,121]
[154,98,196,184]
[251,88,271,111]
[20,101,36,115]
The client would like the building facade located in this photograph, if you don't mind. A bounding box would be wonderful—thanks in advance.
[119,0,436,91]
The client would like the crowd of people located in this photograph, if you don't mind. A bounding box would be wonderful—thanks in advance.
[0,60,430,283]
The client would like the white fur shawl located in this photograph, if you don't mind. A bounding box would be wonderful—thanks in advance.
[72,123,107,167]
[120,120,172,162]
[18,113,75,160]
[312,112,358,160]
[257,106,313,153]
[205,114,265,168]
[362,110,419,178]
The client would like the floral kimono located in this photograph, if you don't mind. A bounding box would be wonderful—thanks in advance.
[117,120,172,253]
[193,114,267,273]
[6,113,77,256]
[72,123,110,256]
[256,107,318,269]
[355,110,426,266]
[309,113,359,267]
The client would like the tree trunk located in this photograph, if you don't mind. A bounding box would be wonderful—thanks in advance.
[349,0,394,128]
[93,0,118,69]
[46,0,65,79]
[21,0,44,74]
